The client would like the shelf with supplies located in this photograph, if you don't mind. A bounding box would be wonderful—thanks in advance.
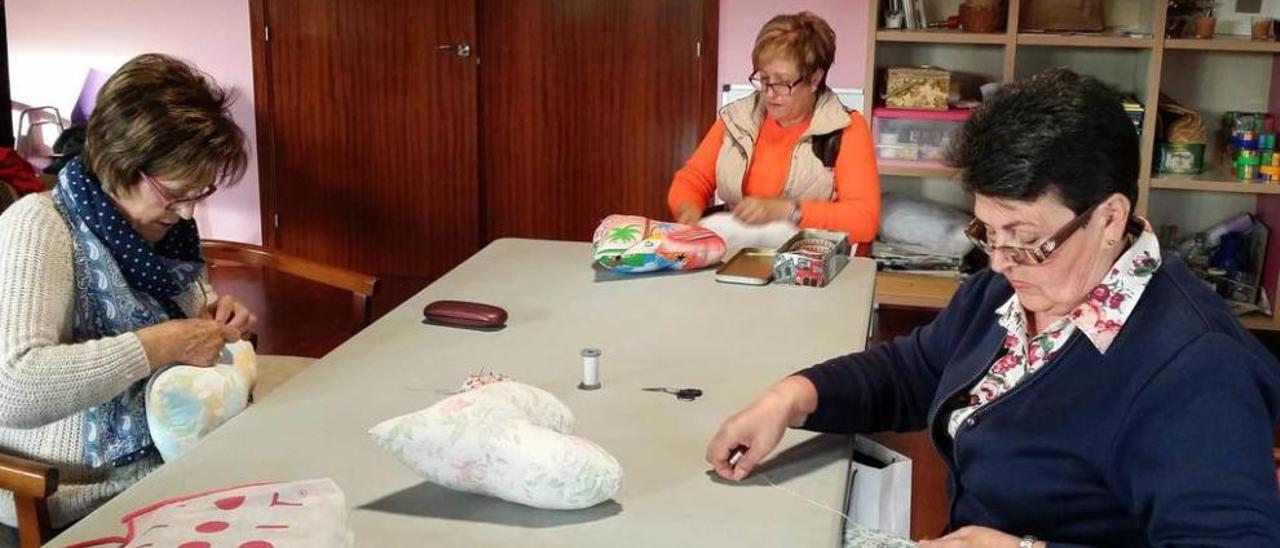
[877,29,1010,45]
[874,271,962,310]
[865,0,1280,331]
[1016,31,1155,49]
[1165,36,1280,54]
[1149,168,1280,195]
[877,160,962,179]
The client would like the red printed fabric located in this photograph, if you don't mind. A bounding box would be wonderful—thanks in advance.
[0,148,44,195]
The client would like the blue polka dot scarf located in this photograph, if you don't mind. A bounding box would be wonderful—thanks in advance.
[54,156,204,319]
[52,156,206,468]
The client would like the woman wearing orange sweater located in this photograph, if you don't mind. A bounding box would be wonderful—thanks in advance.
[668,12,880,243]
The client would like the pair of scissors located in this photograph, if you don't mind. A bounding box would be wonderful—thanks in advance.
[642,387,703,401]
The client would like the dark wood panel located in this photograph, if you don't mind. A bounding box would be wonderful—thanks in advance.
[0,0,12,149]
[261,0,480,279]
[698,0,720,137]
[248,0,275,248]
[478,0,714,242]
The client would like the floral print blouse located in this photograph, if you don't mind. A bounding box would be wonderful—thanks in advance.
[947,227,1163,438]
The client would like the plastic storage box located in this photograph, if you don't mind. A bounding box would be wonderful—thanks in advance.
[872,107,971,165]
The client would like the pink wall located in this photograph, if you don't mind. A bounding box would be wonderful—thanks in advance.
[6,1,873,248]
[718,0,870,93]
[5,0,262,244]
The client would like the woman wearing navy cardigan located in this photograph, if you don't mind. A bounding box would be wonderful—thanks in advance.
[707,68,1280,548]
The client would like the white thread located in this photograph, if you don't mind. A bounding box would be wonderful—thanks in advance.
[753,470,853,523]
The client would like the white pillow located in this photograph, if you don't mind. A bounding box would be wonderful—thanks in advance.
[145,340,257,462]
[699,212,799,251]
[368,376,622,510]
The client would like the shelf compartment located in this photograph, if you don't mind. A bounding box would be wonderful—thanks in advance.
[1017,31,1154,49]
[1165,36,1280,54]
[877,29,1009,45]
[878,160,962,179]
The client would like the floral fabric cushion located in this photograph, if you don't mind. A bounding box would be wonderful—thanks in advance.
[368,376,623,510]
[145,340,257,462]
[592,214,726,273]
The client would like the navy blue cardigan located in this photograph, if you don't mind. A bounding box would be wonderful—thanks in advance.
[797,259,1280,546]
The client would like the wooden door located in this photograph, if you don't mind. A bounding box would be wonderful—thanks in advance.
[255,0,480,281]
[478,0,717,241]
[0,0,12,149]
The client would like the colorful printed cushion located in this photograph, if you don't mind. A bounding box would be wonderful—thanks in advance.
[368,374,623,510]
[145,340,257,462]
[592,214,727,273]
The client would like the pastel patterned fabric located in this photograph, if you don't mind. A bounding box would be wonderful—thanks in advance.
[368,375,623,510]
[592,214,726,273]
[52,157,205,469]
[145,341,257,462]
[948,228,1162,437]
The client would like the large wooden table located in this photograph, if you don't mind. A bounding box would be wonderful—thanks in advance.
[57,239,878,547]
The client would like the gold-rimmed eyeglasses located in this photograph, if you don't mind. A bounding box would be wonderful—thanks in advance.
[964,203,1100,266]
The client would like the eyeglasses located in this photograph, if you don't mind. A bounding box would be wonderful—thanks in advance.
[748,71,809,96]
[141,172,216,212]
[964,203,1099,266]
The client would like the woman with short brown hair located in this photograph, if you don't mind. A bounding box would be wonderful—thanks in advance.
[668,12,880,243]
[0,53,256,530]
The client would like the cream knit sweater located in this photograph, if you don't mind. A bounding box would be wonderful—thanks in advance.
[0,193,210,528]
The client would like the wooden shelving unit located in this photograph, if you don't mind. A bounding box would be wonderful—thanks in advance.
[878,160,961,179]
[1241,313,1280,330]
[867,0,1280,331]
[1150,169,1280,195]
[876,29,1009,45]
[1017,31,1155,49]
[1166,36,1280,53]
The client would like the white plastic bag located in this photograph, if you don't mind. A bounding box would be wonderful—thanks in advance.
[848,436,913,539]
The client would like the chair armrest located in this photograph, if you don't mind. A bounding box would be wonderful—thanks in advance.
[0,453,57,499]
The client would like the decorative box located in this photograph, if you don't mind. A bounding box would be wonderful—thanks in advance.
[884,67,950,111]
[772,230,852,288]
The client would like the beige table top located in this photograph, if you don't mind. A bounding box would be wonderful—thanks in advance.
[56,239,877,547]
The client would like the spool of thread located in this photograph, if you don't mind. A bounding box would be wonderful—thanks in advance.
[1238,149,1261,181]
[578,348,602,390]
[1271,153,1280,183]
[1242,131,1258,150]
[1241,162,1259,182]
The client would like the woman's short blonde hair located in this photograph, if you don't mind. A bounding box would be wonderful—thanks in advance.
[752,12,837,89]
[84,53,247,196]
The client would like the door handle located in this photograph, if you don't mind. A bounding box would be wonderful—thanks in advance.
[436,43,472,58]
